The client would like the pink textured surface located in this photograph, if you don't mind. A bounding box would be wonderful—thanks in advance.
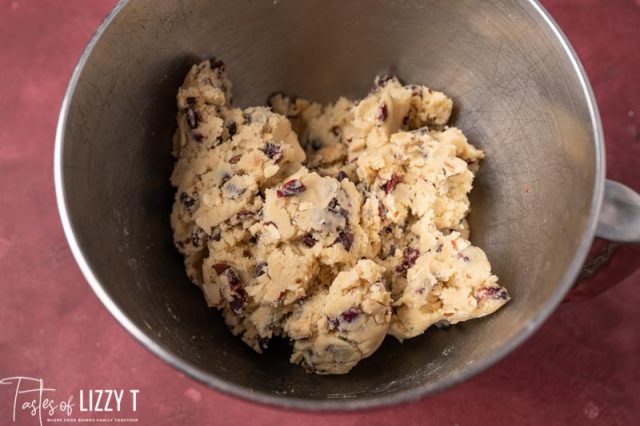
[0,0,638,424]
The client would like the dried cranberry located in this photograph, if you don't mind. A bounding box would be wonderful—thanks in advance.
[335,229,354,251]
[276,179,306,197]
[186,108,200,129]
[457,253,470,262]
[336,171,348,181]
[254,261,267,278]
[260,142,283,162]
[341,308,361,323]
[476,287,509,301]
[377,103,388,122]
[301,234,317,248]
[396,247,420,273]
[192,132,204,143]
[179,192,196,210]
[212,263,230,274]
[225,268,242,290]
[381,173,402,194]
[229,154,242,164]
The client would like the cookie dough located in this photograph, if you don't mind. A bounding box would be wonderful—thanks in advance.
[170,59,509,374]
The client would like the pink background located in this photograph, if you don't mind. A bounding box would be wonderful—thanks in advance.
[0,0,638,424]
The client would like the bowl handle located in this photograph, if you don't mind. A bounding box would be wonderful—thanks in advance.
[565,180,640,301]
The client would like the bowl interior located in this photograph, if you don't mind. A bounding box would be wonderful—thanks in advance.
[58,0,598,407]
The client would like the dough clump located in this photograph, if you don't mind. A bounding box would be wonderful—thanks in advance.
[170,59,509,374]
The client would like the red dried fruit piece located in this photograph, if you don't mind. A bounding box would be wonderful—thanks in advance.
[336,171,348,181]
[212,263,230,274]
[260,142,283,162]
[381,173,402,194]
[276,179,306,197]
[301,234,317,248]
[229,154,242,164]
[335,229,354,251]
[328,198,349,221]
[475,287,509,301]
[225,268,242,290]
[341,308,361,323]
[395,247,420,273]
[457,253,471,262]
[377,103,388,122]
[378,202,387,219]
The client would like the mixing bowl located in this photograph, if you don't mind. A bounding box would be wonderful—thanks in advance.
[55,0,639,410]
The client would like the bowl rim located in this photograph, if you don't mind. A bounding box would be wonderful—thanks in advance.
[54,0,605,411]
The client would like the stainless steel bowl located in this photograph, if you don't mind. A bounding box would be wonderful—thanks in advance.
[55,0,635,410]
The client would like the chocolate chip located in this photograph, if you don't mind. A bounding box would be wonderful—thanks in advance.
[212,263,230,274]
[186,97,196,106]
[378,202,387,219]
[209,227,221,242]
[257,336,270,351]
[330,126,341,137]
[222,181,246,199]
[276,179,306,197]
[260,142,283,162]
[395,246,420,273]
[220,173,231,186]
[236,210,254,219]
[301,234,317,248]
[227,121,237,137]
[335,229,354,251]
[310,138,324,151]
[377,103,388,122]
[328,317,340,330]
[381,173,402,194]
[191,227,206,248]
[229,154,242,164]
[229,291,247,316]
[336,171,348,182]
[384,226,392,234]
[328,198,349,221]
[254,261,267,278]
[209,57,225,71]
[375,74,396,87]
[179,192,196,211]
[186,107,200,129]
